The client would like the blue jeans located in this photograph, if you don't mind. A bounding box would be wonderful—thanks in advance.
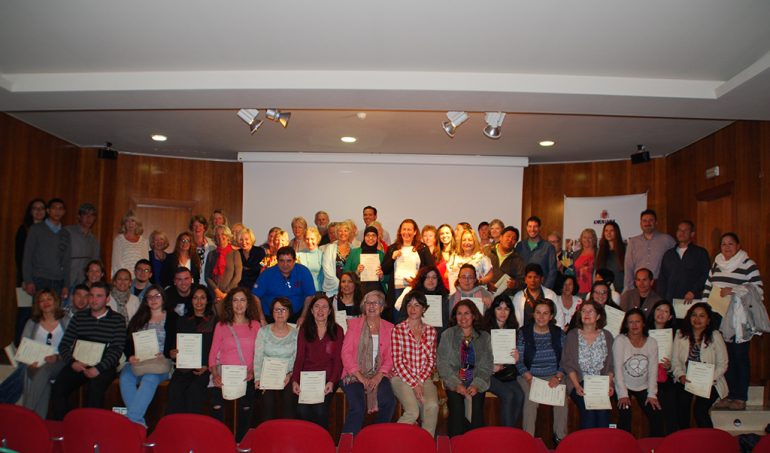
[570,386,610,429]
[341,378,396,434]
[119,364,168,426]
[725,341,750,401]
[488,376,525,428]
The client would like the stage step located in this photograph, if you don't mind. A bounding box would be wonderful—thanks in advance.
[711,386,768,435]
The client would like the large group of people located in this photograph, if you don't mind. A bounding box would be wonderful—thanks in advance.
[6,200,766,441]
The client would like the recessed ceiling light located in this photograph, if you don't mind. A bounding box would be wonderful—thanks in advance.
[539,140,555,147]
[341,136,357,143]
[151,134,167,142]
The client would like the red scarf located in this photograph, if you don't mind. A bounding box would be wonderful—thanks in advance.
[213,244,233,277]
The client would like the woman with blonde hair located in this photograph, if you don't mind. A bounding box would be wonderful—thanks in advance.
[573,228,598,296]
[148,230,169,285]
[112,210,147,279]
[322,220,354,296]
[289,216,309,251]
[238,227,266,290]
[205,225,243,308]
[446,228,493,293]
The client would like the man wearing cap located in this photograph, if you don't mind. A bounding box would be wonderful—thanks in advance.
[65,203,100,289]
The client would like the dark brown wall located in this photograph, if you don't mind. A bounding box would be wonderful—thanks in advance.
[0,113,242,347]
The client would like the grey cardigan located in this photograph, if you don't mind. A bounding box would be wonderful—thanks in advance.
[437,326,493,392]
[560,328,614,394]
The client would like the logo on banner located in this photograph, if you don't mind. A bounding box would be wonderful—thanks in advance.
[593,209,616,225]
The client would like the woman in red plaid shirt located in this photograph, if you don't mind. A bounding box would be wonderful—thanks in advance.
[390,291,439,436]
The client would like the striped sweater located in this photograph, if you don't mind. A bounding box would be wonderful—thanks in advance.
[59,308,127,373]
[702,256,763,300]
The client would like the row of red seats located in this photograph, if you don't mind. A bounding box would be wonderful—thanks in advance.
[0,403,760,453]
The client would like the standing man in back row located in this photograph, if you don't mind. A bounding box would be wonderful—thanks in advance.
[358,205,391,245]
[656,220,710,303]
[623,209,675,290]
[515,216,557,289]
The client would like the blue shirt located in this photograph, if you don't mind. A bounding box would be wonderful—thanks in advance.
[252,263,316,315]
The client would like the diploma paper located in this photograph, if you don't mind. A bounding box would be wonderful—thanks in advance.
[359,254,381,282]
[175,333,202,369]
[649,329,672,362]
[335,311,348,334]
[73,340,106,366]
[529,377,566,407]
[16,287,32,308]
[707,287,731,317]
[583,375,612,410]
[14,338,55,366]
[259,357,289,390]
[672,299,690,319]
[132,330,160,361]
[423,295,443,327]
[468,297,485,315]
[685,361,715,399]
[221,365,248,400]
[492,274,511,297]
[491,329,517,364]
[4,343,18,368]
[299,370,326,404]
[602,305,624,337]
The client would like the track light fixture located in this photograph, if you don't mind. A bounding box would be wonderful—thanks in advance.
[236,109,263,134]
[266,109,291,128]
[442,111,469,138]
[483,112,506,139]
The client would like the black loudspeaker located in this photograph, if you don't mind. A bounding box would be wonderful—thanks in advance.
[630,150,650,164]
[98,148,118,160]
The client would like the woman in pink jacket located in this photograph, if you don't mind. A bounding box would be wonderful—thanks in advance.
[340,290,396,434]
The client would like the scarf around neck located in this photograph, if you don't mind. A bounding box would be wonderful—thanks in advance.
[715,249,748,274]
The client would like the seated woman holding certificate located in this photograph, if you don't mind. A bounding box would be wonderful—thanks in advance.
[410,266,450,339]
[481,294,524,428]
[291,294,344,430]
[646,300,678,435]
[515,299,567,445]
[340,290,396,434]
[447,264,493,315]
[208,287,261,441]
[561,300,615,430]
[672,303,728,428]
[253,297,298,424]
[331,272,364,318]
[18,289,70,418]
[344,226,386,295]
[438,299,493,437]
[166,284,217,415]
[613,308,663,437]
[391,291,439,436]
[120,285,175,427]
[702,232,763,411]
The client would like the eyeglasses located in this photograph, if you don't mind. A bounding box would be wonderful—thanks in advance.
[273,307,289,313]
[363,300,381,306]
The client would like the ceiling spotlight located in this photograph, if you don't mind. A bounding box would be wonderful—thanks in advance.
[483,112,506,139]
[151,134,167,142]
[340,136,357,143]
[266,109,291,128]
[539,140,555,147]
[442,111,469,138]
[236,109,263,134]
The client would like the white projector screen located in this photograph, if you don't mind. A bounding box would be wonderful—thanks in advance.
[241,153,526,244]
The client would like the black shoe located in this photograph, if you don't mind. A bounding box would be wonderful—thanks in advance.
[553,433,561,447]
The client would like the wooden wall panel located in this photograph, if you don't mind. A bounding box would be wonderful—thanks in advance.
[521,158,668,237]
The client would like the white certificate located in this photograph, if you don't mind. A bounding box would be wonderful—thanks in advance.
[672,299,690,319]
[602,305,624,337]
[16,287,32,308]
[175,333,202,369]
[335,310,348,334]
[492,274,511,297]
[221,365,248,400]
[685,361,715,399]
[529,377,566,407]
[423,295,443,327]
[649,329,672,362]
[132,330,160,361]
[259,357,289,390]
[468,297,485,315]
[583,375,612,410]
[491,329,516,364]
[707,288,731,317]
[73,340,106,366]
[4,343,18,368]
[14,338,55,366]
[299,370,326,404]
[359,254,381,282]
